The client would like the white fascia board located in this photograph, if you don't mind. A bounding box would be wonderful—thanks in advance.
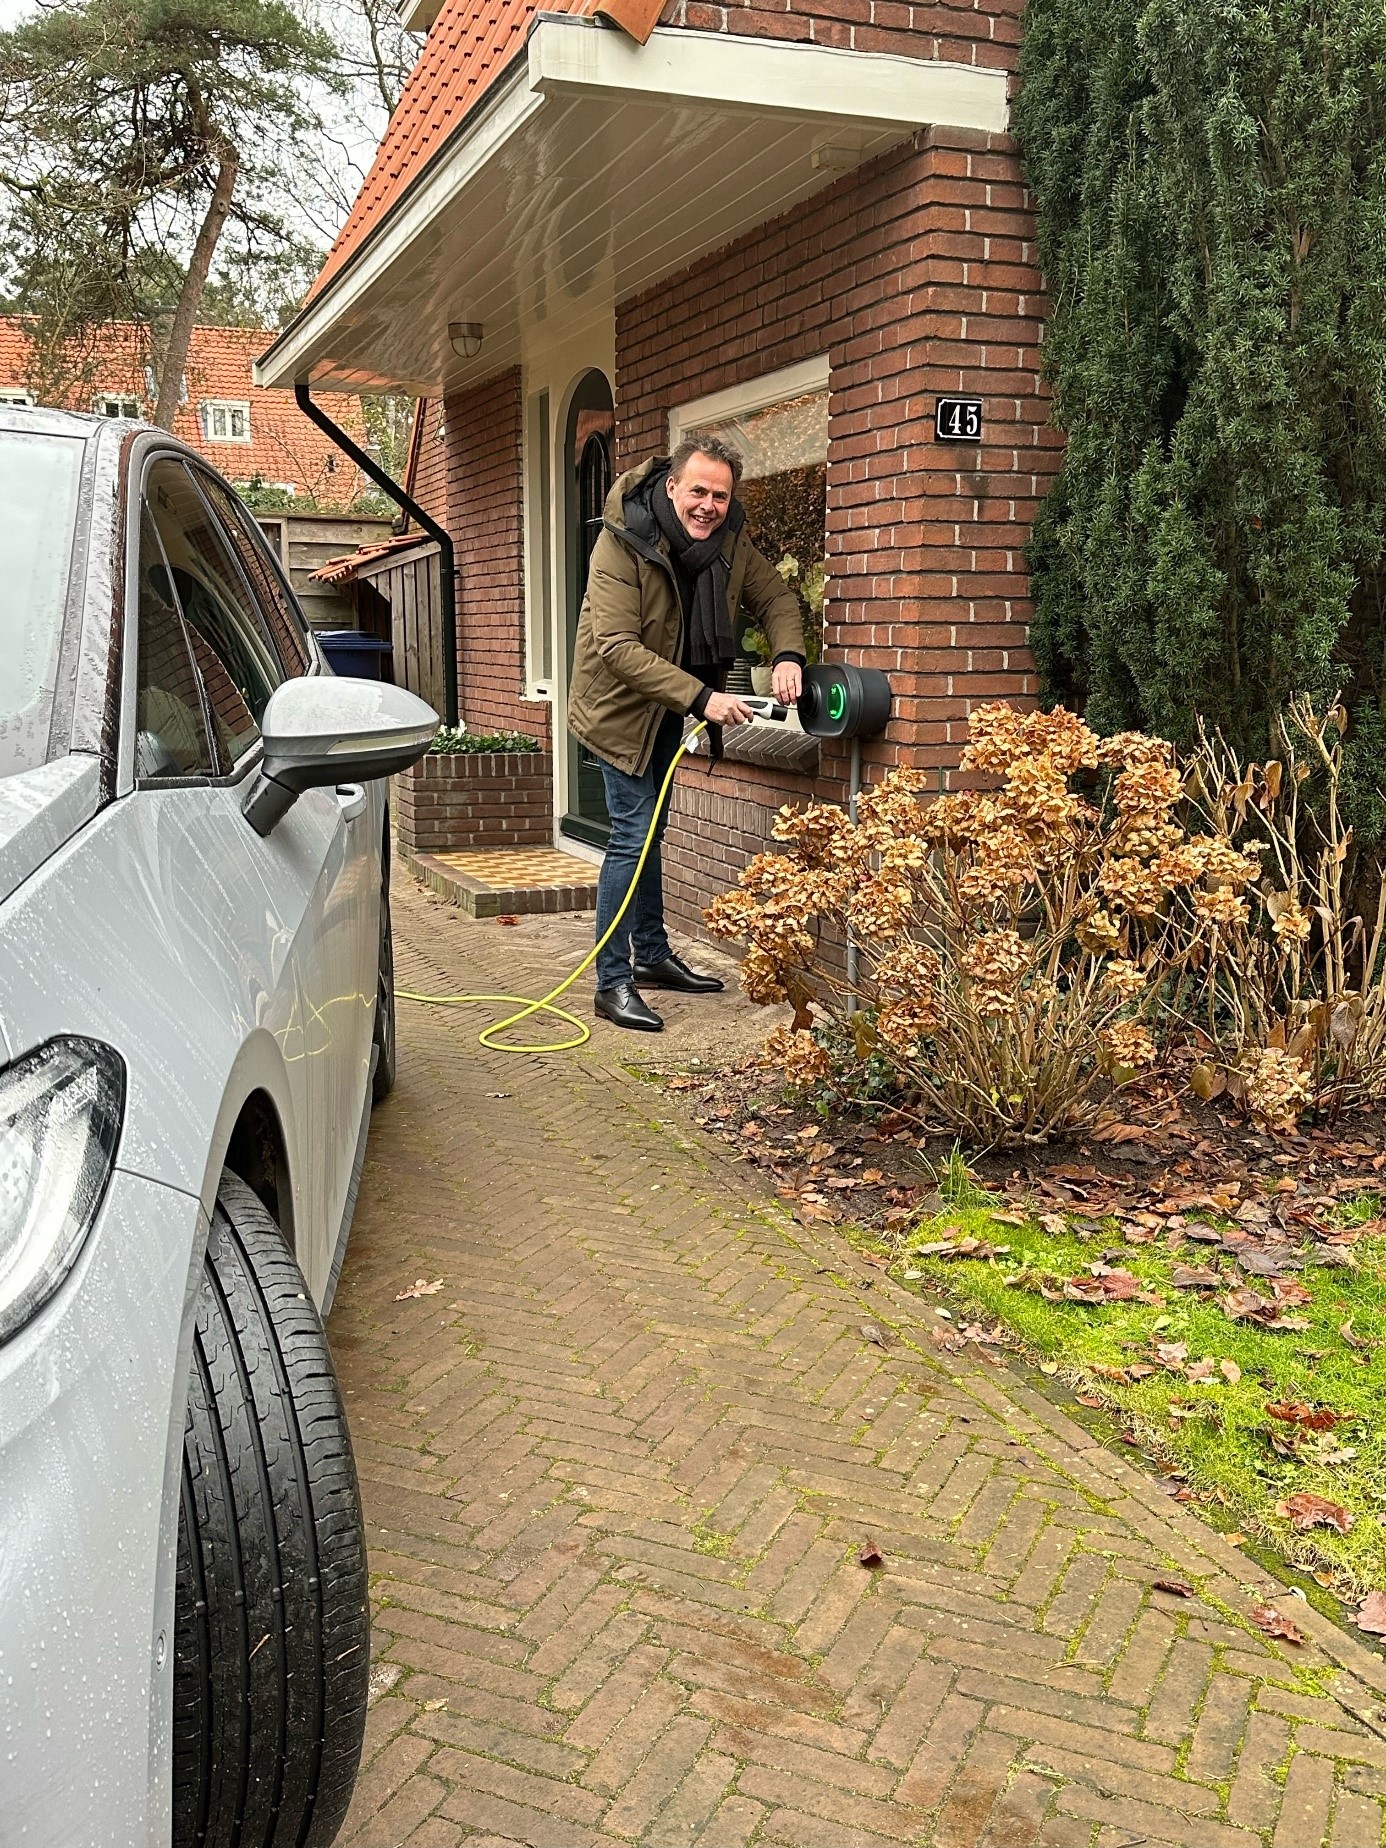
[670,355,831,446]
[256,18,1009,389]
[529,19,1009,136]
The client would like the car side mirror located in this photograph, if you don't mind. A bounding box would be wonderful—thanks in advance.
[242,677,438,836]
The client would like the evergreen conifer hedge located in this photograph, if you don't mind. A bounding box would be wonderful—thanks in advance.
[1016,0,1386,841]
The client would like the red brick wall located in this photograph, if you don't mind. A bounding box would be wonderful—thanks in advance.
[661,0,1019,69]
[395,750,554,853]
[430,369,553,749]
[411,401,448,526]
[615,125,1057,941]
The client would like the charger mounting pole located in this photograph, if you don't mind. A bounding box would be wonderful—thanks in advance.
[846,736,862,1014]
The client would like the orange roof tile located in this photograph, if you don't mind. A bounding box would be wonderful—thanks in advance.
[310,0,600,301]
[0,317,371,502]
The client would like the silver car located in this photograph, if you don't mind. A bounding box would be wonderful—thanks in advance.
[0,409,436,1845]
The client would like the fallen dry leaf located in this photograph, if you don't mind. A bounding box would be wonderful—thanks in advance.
[1250,1604,1305,1644]
[858,1538,885,1569]
[1357,1592,1386,1637]
[1275,1491,1353,1534]
[496,914,520,926]
[421,1698,447,1711]
[1152,1579,1196,1598]
[1171,1265,1221,1291]
[1064,1269,1144,1304]
[1186,1358,1215,1383]
[860,1322,889,1348]
[961,1323,1004,1345]
[1340,1318,1371,1350]
[1075,1393,1104,1408]
[1265,1402,1346,1430]
[395,1278,444,1300]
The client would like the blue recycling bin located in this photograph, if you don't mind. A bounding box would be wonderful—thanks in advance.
[316,630,393,680]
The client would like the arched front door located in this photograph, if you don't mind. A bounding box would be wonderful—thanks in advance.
[561,370,614,845]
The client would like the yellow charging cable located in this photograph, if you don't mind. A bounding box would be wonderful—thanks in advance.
[398,720,706,1052]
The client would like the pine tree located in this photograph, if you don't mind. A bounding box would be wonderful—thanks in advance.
[0,0,339,425]
[1016,0,1386,839]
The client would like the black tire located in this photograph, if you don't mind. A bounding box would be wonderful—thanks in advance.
[172,1173,369,1848]
[371,829,396,1106]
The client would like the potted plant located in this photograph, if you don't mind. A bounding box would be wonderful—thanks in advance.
[739,624,775,696]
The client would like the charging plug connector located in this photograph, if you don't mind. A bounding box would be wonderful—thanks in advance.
[741,696,789,722]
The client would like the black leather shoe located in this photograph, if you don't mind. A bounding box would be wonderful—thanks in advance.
[633,954,725,995]
[594,982,664,1032]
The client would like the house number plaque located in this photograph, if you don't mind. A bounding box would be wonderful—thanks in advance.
[935,396,984,442]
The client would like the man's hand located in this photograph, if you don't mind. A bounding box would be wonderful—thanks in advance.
[702,691,754,726]
[772,660,804,705]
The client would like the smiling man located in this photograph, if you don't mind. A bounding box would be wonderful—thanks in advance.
[569,433,806,1032]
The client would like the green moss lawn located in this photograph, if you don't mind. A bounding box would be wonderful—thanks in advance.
[887,1181,1386,1595]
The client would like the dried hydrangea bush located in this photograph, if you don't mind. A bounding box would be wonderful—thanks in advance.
[1186,699,1386,1121]
[706,704,1261,1146]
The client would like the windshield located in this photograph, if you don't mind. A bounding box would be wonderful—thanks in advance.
[0,431,86,782]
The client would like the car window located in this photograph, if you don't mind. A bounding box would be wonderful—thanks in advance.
[134,506,215,780]
[196,471,311,676]
[0,430,85,782]
[147,459,282,767]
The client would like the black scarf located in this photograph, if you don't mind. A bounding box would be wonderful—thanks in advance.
[645,469,744,669]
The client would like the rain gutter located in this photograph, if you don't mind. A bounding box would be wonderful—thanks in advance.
[295,382,459,728]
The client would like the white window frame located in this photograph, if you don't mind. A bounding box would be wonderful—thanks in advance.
[93,392,142,420]
[521,386,557,699]
[200,399,253,444]
[668,354,829,452]
[0,389,35,408]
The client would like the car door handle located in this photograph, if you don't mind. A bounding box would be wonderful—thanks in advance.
[335,784,367,823]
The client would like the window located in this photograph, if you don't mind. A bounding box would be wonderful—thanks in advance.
[200,400,251,443]
[197,472,310,675]
[94,393,141,420]
[146,459,283,768]
[671,357,830,664]
[133,506,214,779]
[0,430,84,782]
[0,390,35,408]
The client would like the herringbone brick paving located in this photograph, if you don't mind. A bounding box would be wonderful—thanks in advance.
[329,874,1386,1847]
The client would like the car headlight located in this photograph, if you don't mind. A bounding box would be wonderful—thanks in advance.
[0,1038,124,1344]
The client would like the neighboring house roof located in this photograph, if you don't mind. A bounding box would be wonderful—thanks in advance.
[311,0,602,300]
[0,317,369,501]
[312,530,438,584]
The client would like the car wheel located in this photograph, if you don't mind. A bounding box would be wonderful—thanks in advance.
[371,834,396,1105]
[172,1173,369,1848]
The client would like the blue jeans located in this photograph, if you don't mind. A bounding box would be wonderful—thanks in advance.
[594,709,683,990]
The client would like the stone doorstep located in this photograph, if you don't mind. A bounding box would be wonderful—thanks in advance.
[402,844,599,918]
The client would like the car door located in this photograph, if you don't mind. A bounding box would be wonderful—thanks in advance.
[138,456,365,1295]
[193,469,381,1229]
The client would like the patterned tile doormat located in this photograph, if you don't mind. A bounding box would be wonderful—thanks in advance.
[403,844,599,917]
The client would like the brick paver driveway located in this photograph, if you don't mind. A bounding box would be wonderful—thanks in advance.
[329,875,1386,1848]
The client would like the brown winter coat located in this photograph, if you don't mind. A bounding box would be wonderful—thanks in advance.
[567,459,805,777]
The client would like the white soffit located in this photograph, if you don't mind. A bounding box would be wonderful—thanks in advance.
[256,18,1010,395]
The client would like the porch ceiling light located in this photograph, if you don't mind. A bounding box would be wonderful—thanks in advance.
[449,321,483,360]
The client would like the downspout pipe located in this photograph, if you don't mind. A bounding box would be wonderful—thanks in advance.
[295,381,459,728]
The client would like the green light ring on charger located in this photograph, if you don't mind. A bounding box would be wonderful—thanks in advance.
[826,681,847,721]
